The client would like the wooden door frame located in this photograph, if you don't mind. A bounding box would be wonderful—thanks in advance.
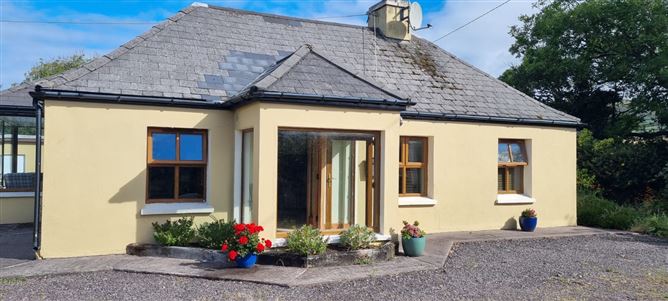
[276,127,381,234]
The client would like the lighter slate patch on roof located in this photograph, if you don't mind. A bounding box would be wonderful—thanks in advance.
[0,3,580,125]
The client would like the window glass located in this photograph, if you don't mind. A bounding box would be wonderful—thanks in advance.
[180,133,203,161]
[509,167,523,191]
[405,168,424,194]
[148,166,175,199]
[497,167,506,191]
[497,142,510,162]
[242,130,254,223]
[179,166,205,199]
[407,139,424,162]
[152,133,176,160]
[399,168,403,193]
[510,143,525,162]
[147,128,207,203]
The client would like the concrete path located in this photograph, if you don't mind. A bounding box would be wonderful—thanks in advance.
[0,226,614,287]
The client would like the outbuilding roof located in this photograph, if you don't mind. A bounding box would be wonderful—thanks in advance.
[0,3,580,125]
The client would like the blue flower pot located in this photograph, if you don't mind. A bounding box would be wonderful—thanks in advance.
[402,236,426,257]
[519,216,538,232]
[236,253,257,268]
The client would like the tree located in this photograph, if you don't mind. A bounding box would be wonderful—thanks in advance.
[20,53,93,85]
[500,0,668,138]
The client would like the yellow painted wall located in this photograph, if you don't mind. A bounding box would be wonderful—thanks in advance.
[396,120,577,232]
[40,100,235,258]
[251,103,402,237]
[2,141,37,173]
[0,196,34,224]
[1,140,39,225]
[39,100,576,258]
[249,103,576,237]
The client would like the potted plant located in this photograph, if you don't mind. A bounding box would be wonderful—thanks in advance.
[401,220,426,257]
[221,223,271,268]
[519,208,538,232]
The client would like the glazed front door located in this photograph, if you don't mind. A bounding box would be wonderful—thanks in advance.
[277,130,379,233]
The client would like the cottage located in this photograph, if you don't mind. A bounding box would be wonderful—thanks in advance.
[0,1,579,258]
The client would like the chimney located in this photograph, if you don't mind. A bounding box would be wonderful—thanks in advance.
[367,0,411,41]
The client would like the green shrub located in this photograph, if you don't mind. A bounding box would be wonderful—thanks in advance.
[339,225,375,250]
[286,225,328,256]
[152,217,196,246]
[577,129,668,205]
[196,217,235,249]
[631,214,668,238]
[577,190,617,227]
[577,190,640,230]
[600,206,641,230]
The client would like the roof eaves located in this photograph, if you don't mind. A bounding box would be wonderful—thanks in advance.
[30,87,225,110]
[224,90,411,111]
[401,111,584,128]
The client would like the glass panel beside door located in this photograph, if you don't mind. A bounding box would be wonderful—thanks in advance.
[277,129,379,234]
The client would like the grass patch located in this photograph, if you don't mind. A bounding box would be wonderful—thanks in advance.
[0,277,26,285]
[353,256,373,265]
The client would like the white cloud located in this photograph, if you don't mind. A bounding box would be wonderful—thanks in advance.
[418,0,538,77]
[0,2,167,88]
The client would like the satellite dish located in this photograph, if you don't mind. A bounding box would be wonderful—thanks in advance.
[408,2,423,30]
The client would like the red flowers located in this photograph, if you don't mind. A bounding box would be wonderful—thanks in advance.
[221,223,270,262]
[228,250,238,261]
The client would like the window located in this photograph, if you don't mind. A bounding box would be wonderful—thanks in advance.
[399,136,428,196]
[498,140,527,194]
[241,129,253,223]
[147,128,207,203]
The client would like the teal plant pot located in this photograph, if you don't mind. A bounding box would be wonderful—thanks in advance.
[402,236,426,257]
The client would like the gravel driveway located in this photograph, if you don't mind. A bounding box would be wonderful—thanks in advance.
[1,234,666,300]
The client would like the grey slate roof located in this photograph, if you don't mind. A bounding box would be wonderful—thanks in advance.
[242,44,406,101]
[0,3,579,124]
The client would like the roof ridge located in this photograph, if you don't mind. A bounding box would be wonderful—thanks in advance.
[251,45,312,90]
[243,44,407,100]
[204,3,368,30]
[1,5,197,95]
[414,36,579,121]
[307,47,408,100]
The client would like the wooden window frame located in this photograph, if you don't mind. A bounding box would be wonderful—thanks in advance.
[146,127,207,203]
[497,139,527,194]
[399,136,428,197]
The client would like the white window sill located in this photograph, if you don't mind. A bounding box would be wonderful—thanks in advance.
[0,191,35,198]
[140,202,214,216]
[273,233,390,248]
[496,194,535,204]
[398,196,437,206]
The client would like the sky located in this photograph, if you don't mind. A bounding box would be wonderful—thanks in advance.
[0,0,540,89]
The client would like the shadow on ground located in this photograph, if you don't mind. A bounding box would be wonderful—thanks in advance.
[0,223,35,268]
